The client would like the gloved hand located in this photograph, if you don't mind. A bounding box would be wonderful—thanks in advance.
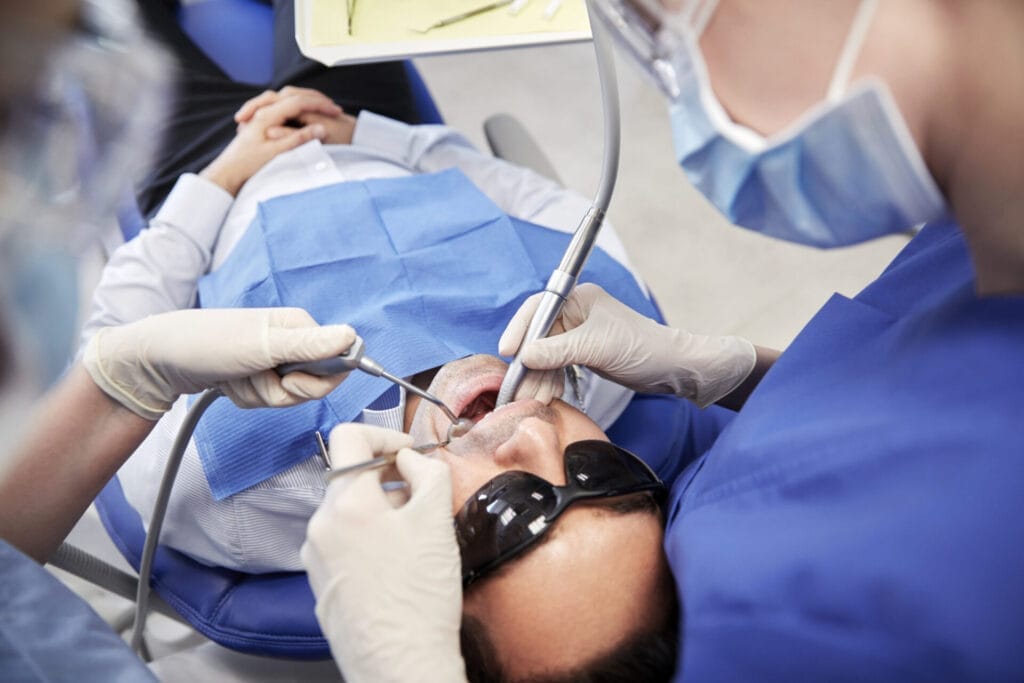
[301,424,467,683]
[499,283,757,408]
[83,307,356,420]
[509,365,565,405]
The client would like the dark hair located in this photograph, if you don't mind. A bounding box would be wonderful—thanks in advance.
[460,597,680,683]
[459,493,681,683]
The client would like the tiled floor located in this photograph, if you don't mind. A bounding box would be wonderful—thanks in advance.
[415,41,908,349]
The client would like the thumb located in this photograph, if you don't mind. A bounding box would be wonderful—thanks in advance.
[498,292,545,356]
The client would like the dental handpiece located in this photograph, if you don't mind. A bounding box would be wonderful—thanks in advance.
[495,7,620,407]
[277,337,473,441]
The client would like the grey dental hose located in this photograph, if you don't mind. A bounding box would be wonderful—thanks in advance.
[130,388,221,658]
[495,0,621,406]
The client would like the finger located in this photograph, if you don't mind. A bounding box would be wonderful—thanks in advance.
[273,123,326,152]
[394,449,452,510]
[559,283,605,329]
[514,368,564,404]
[518,326,598,370]
[498,292,544,356]
[280,371,351,400]
[251,92,342,129]
[297,111,335,125]
[328,424,413,507]
[234,89,279,123]
[226,371,304,408]
[266,320,357,365]
[329,423,413,469]
[279,85,343,112]
[265,125,290,140]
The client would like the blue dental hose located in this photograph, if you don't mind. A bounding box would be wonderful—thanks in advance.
[495,0,621,406]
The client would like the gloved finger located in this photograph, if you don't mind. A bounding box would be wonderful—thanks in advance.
[219,372,299,409]
[512,368,564,404]
[329,423,413,470]
[326,425,414,508]
[394,449,452,511]
[558,282,607,329]
[518,325,602,371]
[498,292,543,356]
[266,316,357,366]
[234,89,279,123]
[280,371,351,400]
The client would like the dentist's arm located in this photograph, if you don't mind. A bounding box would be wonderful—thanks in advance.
[501,283,778,410]
[0,308,356,562]
[302,424,468,683]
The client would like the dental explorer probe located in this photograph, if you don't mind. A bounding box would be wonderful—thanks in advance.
[277,337,474,441]
[495,1,621,407]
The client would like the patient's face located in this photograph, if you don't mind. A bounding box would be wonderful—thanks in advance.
[406,355,670,679]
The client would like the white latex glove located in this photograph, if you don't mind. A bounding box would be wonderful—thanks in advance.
[301,424,467,683]
[509,365,565,405]
[83,307,356,419]
[499,283,757,409]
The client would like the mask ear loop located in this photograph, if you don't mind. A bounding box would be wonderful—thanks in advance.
[684,0,719,38]
[826,0,880,102]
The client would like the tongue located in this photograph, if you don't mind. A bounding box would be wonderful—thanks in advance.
[462,391,498,421]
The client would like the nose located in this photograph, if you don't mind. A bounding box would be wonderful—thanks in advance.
[492,416,567,485]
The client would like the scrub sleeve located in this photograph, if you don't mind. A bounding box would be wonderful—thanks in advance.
[663,220,1024,682]
[0,540,157,682]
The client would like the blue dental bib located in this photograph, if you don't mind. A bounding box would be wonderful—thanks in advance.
[194,169,654,499]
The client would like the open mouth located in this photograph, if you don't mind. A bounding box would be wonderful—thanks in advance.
[458,389,498,424]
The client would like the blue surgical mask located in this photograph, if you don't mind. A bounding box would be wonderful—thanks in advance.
[594,0,948,248]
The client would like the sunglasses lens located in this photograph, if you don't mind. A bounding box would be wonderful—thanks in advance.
[455,442,664,584]
[564,440,659,492]
[456,472,556,579]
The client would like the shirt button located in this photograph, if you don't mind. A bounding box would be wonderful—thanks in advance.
[314,161,329,172]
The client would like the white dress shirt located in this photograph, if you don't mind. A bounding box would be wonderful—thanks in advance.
[86,112,644,572]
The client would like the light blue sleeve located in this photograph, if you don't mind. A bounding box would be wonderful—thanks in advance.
[0,541,157,682]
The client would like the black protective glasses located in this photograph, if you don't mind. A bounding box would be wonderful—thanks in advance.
[455,440,666,586]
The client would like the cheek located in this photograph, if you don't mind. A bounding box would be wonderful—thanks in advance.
[439,453,500,513]
[551,402,610,445]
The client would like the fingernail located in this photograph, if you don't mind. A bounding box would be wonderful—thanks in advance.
[313,124,326,139]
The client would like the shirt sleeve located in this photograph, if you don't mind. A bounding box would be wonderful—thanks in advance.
[80,174,233,348]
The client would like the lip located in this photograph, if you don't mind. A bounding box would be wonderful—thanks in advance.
[449,370,504,422]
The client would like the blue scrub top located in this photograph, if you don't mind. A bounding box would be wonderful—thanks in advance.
[664,220,1024,682]
[0,540,156,682]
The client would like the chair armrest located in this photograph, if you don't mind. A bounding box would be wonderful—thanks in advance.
[484,113,563,186]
